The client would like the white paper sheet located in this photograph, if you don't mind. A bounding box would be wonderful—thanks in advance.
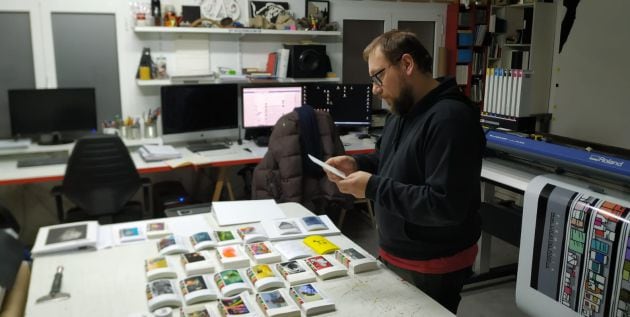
[212,199,286,226]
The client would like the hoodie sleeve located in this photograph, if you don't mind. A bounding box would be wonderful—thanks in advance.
[365,113,483,227]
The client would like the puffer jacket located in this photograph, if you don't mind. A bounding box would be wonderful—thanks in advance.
[251,109,352,213]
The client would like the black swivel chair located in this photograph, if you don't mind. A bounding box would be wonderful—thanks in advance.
[52,134,151,224]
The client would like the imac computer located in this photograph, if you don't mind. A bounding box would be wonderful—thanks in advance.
[161,84,239,150]
[241,84,303,144]
[8,88,97,145]
[302,83,372,128]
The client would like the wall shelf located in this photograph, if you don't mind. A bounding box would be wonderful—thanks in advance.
[136,77,341,87]
[133,26,341,37]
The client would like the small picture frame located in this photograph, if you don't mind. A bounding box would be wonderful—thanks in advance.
[306,0,329,25]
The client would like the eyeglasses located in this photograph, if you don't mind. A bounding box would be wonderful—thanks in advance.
[369,65,392,87]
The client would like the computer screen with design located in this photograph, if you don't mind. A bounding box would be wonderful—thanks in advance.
[303,84,372,126]
[8,88,97,144]
[241,85,303,129]
[161,84,239,144]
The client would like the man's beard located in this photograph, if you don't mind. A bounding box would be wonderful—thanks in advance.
[390,83,415,115]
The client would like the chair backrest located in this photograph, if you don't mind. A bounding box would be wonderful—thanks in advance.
[62,134,141,216]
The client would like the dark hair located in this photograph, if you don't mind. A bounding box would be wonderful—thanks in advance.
[363,30,433,73]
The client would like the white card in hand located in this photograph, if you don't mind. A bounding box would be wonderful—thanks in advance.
[308,154,347,179]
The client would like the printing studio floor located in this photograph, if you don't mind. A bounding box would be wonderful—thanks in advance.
[340,206,529,317]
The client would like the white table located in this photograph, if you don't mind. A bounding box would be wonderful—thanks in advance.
[25,202,453,317]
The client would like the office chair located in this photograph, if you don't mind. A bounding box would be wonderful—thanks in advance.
[51,134,151,224]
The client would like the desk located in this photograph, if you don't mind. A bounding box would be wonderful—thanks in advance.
[24,202,453,317]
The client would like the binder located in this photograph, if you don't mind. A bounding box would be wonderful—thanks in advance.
[497,68,504,116]
[510,70,519,117]
[505,70,513,117]
[483,68,492,113]
[514,69,523,117]
[492,68,499,115]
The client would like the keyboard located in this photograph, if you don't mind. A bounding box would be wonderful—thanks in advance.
[186,143,230,153]
[17,155,69,168]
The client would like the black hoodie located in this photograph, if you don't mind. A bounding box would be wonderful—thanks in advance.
[355,77,486,260]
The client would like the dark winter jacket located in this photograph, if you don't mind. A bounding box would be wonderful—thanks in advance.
[252,108,353,212]
[355,77,486,260]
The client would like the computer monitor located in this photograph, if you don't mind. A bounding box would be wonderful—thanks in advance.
[303,83,372,127]
[161,84,239,144]
[8,88,97,144]
[241,85,303,129]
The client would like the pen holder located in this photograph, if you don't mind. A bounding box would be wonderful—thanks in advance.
[130,126,142,140]
[120,126,131,139]
[144,123,158,138]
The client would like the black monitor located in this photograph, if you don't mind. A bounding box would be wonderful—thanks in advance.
[8,88,97,145]
[160,84,239,144]
[302,83,372,126]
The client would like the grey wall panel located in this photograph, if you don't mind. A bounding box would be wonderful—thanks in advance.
[0,12,36,139]
[343,20,385,109]
[52,13,121,127]
[397,20,435,62]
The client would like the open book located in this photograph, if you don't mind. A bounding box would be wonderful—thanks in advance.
[213,270,252,297]
[216,245,250,269]
[273,240,313,261]
[190,231,217,251]
[180,251,215,276]
[334,248,379,274]
[158,234,189,255]
[260,215,340,241]
[244,242,281,264]
[289,283,335,315]
[145,256,177,281]
[275,260,316,286]
[146,279,181,312]
[237,224,269,244]
[213,230,243,246]
[256,289,301,317]
[31,221,99,256]
[179,275,218,305]
[245,264,285,292]
[146,222,170,239]
[217,292,258,317]
[304,255,347,280]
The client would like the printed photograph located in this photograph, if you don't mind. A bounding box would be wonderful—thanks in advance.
[260,290,288,309]
[146,257,168,271]
[307,256,332,270]
[191,232,212,245]
[252,264,274,280]
[158,236,176,251]
[147,222,165,232]
[295,284,322,303]
[238,226,257,235]
[220,269,244,285]
[279,261,306,274]
[220,295,250,315]
[216,230,235,241]
[119,227,140,238]
[306,0,329,24]
[249,1,289,24]
[183,252,206,263]
[150,279,175,296]
[302,216,327,230]
[220,246,238,258]
[181,276,208,294]
[45,224,88,245]
[343,248,366,260]
[248,242,271,255]
[276,220,301,235]
[186,309,211,317]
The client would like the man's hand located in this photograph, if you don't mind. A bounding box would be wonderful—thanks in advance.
[334,171,372,199]
[324,156,358,181]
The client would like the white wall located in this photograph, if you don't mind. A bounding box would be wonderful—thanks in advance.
[549,0,630,149]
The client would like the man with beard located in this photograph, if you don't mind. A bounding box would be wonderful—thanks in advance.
[324,30,485,314]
